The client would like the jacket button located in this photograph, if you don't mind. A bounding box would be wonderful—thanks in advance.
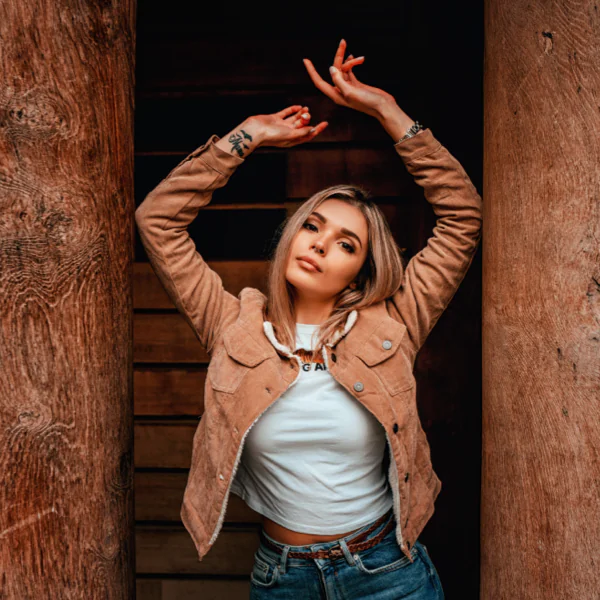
[331,353,337,362]
[405,472,409,482]
[382,340,393,350]
[393,423,399,433]
[353,382,364,392]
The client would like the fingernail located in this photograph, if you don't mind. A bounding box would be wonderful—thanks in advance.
[310,128,316,133]
[329,66,337,74]
[302,113,309,119]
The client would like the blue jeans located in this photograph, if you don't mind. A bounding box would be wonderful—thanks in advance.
[249,510,445,599]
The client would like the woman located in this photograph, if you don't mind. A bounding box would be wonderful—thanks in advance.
[136,39,482,599]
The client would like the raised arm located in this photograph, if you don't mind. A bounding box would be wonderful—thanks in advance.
[135,108,328,354]
[304,40,483,357]
[384,115,483,356]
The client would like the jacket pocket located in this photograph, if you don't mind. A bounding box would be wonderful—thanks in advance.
[207,321,272,394]
[355,318,415,396]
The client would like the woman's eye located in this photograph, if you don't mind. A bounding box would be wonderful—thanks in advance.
[303,222,354,253]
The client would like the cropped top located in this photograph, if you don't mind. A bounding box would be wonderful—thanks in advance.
[230,322,393,534]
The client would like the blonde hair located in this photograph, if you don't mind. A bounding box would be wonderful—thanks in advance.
[264,184,407,362]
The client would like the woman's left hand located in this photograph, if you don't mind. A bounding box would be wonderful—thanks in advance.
[303,39,396,119]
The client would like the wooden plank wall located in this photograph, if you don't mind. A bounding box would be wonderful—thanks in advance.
[134,3,483,599]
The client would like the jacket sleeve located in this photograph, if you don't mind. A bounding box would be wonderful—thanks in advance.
[387,128,483,356]
[135,134,245,354]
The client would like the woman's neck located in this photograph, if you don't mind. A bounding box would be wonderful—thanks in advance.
[294,302,334,326]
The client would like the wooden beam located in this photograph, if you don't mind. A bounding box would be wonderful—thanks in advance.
[0,1,136,597]
[482,0,600,596]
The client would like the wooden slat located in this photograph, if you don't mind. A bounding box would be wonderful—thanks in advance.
[135,420,197,469]
[136,578,250,600]
[134,314,207,363]
[135,472,260,523]
[134,367,207,416]
[136,525,259,575]
[287,147,418,198]
[134,260,269,310]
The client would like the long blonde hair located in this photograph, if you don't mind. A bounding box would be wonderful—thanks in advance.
[265,184,407,362]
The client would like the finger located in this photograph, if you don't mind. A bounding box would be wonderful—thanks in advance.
[303,58,349,107]
[333,38,347,71]
[309,121,329,136]
[290,121,329,145]
[341,56,364,71]
[291,107,311,127]
[329,65,352,97]
[342,57,361,85]
[277,105,303,118]
[293,111,311,127]
[341,53,353,82]
[284,106,307,121]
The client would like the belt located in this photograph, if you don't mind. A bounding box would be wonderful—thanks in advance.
[259,508,395,560]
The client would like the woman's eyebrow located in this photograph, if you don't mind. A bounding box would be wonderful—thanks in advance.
[310,211,363,249]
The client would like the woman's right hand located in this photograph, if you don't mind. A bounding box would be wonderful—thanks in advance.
[245,105,329,148]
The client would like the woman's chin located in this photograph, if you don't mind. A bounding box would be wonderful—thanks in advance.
[286,274,321,293]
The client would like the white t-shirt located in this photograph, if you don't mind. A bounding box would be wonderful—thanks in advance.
[230,322,393,534]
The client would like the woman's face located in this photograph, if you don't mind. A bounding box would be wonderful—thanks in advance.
[285,198,369,301]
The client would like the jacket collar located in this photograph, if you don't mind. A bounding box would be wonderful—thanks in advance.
[262,309,358,359]
[223,288,407,366]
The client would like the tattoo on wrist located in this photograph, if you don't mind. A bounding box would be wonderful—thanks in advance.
[228,129,253,157]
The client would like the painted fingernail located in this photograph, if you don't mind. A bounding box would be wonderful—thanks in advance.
[310,128,316,133]
[329,66,337,74]
[302,113,309,119]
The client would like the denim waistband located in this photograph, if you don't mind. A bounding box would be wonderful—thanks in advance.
[258,507,395,569]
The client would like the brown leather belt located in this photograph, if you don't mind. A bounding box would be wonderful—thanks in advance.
[259,508,395,560]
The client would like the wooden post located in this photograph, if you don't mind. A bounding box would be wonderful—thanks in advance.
[482,1,599,597]
[0,2,136,597]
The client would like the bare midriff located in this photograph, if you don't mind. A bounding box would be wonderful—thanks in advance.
[261,515,364,545]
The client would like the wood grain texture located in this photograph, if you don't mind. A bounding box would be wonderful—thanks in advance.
[136,525,260,574]
[0,1,136,598]
[137,578,251,600]
[482,0,600,597]
[135,472,259,522]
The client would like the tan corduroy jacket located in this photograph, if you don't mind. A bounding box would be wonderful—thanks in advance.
[134,127,483,564]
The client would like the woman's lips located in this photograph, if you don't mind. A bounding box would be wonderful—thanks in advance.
[297,258,321,273]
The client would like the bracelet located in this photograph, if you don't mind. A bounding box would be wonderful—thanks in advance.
[395,120,424,144]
